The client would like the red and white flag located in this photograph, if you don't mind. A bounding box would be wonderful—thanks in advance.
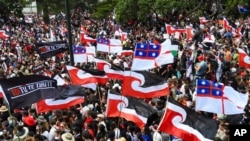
[36,97,84,114]
[0,30,9,40]
[199,17,211,24]
[121,32,128,42]
[118,49,134,56]
[186,26,195,42]
[81,25,89,35]
[131,42,174,70]
[80,34,96,44]
[238,48,250,68]
[73,45,96,63]
[105,90,156,128]
[66,65,108,85]
[122,71,169,98]
[109,38,123,53]
[158,97,218,141]
[165,24,186,35]
[97,37,123,54]
[195,79,248,115]
[53,75,68,86]
[95,58,124,80]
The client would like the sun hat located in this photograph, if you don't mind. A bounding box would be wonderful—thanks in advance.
[61,132,75,141]
[97,114,105,119]
[36,115,47,123]
[0,105,8,112]
[13,125,29,140]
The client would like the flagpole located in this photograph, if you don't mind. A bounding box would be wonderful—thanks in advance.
[65,0,74,66]
[96,84,104,113]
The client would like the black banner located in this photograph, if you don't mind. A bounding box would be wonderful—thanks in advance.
[0,75,58,109]
[36,41,68,59]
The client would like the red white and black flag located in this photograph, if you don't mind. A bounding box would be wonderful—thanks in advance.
[0,75,58,109]
[158,97,218,141]
[122,70,169,98]
[95,58,124,80]
[105,90,156,128]
[36,85,86,113]
[36,41,68,59]
[66,65,108,86]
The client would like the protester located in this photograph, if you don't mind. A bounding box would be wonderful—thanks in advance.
[0,4,249,141]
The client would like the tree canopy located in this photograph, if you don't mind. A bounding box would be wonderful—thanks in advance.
[0,0,249,24]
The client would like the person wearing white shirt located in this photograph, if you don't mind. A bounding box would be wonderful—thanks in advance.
[48,119,57,141]
[150,125,162,141]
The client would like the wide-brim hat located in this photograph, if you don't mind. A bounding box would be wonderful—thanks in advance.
[97,114,105,119]
[61,132,75,141]
[16,126,29,139]
[36,115,47,123]
[0,105,8,112]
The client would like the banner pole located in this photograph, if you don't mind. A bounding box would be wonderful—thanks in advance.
[65,0,74,66]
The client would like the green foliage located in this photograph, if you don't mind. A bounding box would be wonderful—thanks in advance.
[114,0,201,24]
[223,0,249,19]
[0,0,33,17]
[91,0,118,19]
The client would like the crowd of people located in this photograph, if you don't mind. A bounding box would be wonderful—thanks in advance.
[0,5,250,141]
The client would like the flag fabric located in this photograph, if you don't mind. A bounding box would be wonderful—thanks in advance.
[82,68,109,85]
[238,48,250,68]
[199,17,211,24]
[95,58,124,80]
[195,79,248,115]
[66,65,108,85]
[81,25,89,35]
[131,42,160,70]
[161,39,179,57]
[0,75,58,109]
[238,5,249,13]
[32,63,45,75]
[53,75,68,86]
[0,30,9,40]
[131,42,174,70]
[36,85,85,113]
[223,18,236,31]
[36,97,84,114]
[97,37,123,53]
[73,45,95,63]
[118,49,134,56]
[165,24,186,35]
[97,37,110,52]
[109,38,123,53]
[80,34,96,44]
[50,28,56,42]
[158,97,218,141]
[121,32,128,42]
[53,85,86,100]
[202,34,215,44]
[186,26,195,42]
[122,71,169,98]
[36,41,68,59]
[223,18,231,29]
[105,90,156,128]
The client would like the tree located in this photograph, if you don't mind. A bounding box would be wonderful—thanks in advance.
[91,0,118,19]
[223,0,250,19]
[0,0,33,18]
[114,0,203,24]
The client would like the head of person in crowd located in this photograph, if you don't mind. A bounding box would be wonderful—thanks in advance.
[61,132,75,141]
[13,124,29,141]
